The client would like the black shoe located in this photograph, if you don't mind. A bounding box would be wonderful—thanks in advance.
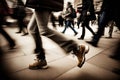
[74,32,78,36]
[78,37,84,40]
[21,33,28,36]
[105,36,112,38]
[86,41,97,47]
[16,31,21,34]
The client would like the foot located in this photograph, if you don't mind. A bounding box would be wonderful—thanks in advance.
[21,33,28,36]
[73,45,89,68]
[16,31,21,34]
[74,32,78,36]
[78,37,84,40]
[29,59,48,70]
[105,36,112,38]
[86,41,98,47]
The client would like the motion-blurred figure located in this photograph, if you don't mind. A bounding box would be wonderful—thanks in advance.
[87,0,120,47]
[0,0,16,49]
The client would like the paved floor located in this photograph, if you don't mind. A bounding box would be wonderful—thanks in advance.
[0,21,120,80]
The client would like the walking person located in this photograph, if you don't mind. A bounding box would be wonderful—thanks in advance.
[78,0,96,40]
[25,0,89,70]
[0,0,16,49]
[86,0,120,47]
[62,2,78,36]
[10,0,28,36]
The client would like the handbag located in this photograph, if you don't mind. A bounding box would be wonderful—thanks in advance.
[25,0,63,11]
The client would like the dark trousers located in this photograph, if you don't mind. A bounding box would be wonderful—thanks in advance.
[17,17,27,33]
[80,17,95,39]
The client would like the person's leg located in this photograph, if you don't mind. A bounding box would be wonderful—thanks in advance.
[28,13,47,69]
[80,26,85,39]
[17,17,28,36]
[108,21,114,38]
[16,19,22,33]
[87,11,108,46]
[35,10,89,68]
[62,20,68,33]
[28,13,45,54]
[78,22,85,40]
[0,26,15,49]
[68,20,78,36]
[85,20,95,36]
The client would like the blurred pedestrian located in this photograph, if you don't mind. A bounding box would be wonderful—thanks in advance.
[87,0,120,47]
[78,0,96,40]
[62,2,78,36]
[25,0,89,69]
[0,0,16,49]
[10,0,28,36]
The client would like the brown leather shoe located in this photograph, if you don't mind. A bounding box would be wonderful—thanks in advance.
[73,45,89,68]
[29,59,48,70]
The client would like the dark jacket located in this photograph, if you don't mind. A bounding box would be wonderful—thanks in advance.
[100,0,120,18]
[80,0,96,21]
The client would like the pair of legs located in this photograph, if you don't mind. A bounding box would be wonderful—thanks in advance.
[78,17,95,39]
[28,10,89,69]
[87,11,120,46]
[16,16,28,36]
[62,20,78,36]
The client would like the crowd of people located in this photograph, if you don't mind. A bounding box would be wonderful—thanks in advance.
[0,0,120,71]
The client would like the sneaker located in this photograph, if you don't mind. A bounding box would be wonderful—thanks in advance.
[73,45,89,68]
[29,59,48,70]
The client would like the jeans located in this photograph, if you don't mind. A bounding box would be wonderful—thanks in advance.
[28,13,45,60]
[34,10,78,53]
[92,11,109,43]
[62,20,77,34]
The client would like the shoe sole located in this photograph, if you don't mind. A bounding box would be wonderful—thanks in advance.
[78,45,89,68]
[29,65,48,70]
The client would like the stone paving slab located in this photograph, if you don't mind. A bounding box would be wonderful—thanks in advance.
[55,63,120,80]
